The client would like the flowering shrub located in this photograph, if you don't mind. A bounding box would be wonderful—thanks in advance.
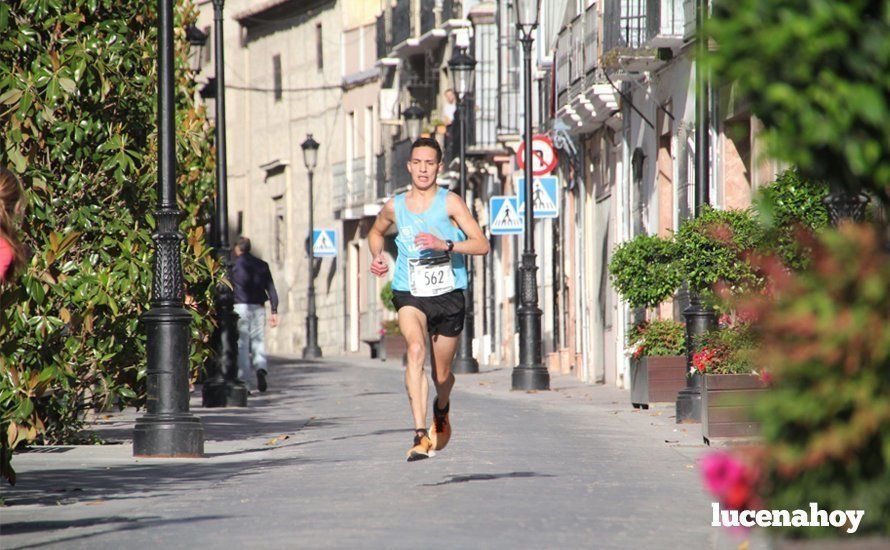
[626,319,685,359]
[702,225,890,539]
[691,323,758,375]
[701,451,761,512]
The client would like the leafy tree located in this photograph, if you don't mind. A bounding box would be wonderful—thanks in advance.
[674,206,765,297]
[0,0,219,484]
[609,234,683,309]
[708,0,890,208]
[755,169,829,271]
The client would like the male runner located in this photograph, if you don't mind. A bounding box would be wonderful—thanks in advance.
[368,137,489,462]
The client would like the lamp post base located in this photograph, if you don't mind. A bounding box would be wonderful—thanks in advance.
[134,414,204,457]
[302,346,323,360]
[512,366,550,391]
[226,382,248,407]
[452,356,479,374]
[676,386,702,423]
[201,379,227,408]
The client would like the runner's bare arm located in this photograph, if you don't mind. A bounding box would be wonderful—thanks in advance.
[446,192,489,256]
[368,199,395,277]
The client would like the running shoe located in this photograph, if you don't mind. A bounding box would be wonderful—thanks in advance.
[406,432,434,462]
[429,400,451,451]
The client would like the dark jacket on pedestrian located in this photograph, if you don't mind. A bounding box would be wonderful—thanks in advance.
[231,252,279,313]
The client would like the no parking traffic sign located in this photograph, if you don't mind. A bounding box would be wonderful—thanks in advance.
[517,134,558,176]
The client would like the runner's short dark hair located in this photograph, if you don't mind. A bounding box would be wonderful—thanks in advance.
[236,236,251,253]
[410,137,443,163]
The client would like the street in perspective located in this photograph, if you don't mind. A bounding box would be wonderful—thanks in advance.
[1,0,888,549]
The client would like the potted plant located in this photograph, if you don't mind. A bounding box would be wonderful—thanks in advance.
[626,319,687,409]
[692,321,769,444]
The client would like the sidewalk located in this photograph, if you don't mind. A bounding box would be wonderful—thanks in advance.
[1,356,764,549]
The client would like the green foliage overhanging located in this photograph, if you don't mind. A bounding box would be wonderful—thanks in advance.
[708,0,890,207]
[0,0,219,484]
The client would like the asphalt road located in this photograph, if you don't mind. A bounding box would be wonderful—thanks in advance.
[0,356,761,549]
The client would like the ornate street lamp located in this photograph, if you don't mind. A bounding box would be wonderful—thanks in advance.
[448,47,479,375]
[511,0,549,391]
[676,0,717,422]
[202,0,247,408]
[301,134,323,359]
[185,23,208,47]
[403,104,425,142]
[133,0,204,456]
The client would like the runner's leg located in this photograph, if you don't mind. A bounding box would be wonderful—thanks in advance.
[430,334,458,408]
[398,306,429,431]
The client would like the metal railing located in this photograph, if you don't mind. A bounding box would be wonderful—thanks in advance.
[646,0,685,44]
[471,19,499,152]
[603,0,648,54]
[555,25,571,110]
[376,153,388,199]
[496,0,521,138]
[376,13,387,59]
[391,0,411,50]
[332,161,347,210]
[350,158,374,206]
[584,2,598,76]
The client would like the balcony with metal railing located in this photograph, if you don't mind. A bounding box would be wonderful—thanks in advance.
[602,0,660,73]
[554,2,618,133]
[375,0,457,60]
[645,0,689,48]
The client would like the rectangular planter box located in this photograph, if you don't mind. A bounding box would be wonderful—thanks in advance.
[702,373,768,444]
[630,355,687,409]
[382,334,407,363]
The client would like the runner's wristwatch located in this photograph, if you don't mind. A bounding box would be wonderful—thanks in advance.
[445,239,454,252]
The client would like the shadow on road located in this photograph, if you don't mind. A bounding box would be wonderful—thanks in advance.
[2,515,229,550]
[422,471,555,487]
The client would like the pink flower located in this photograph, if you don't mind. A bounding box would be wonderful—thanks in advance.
[700,452,759,511]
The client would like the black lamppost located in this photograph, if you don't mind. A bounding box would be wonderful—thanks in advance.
[448,48,479,375]
[403,104,425,142]
[676,0,717,423]
[302,134,323,359]
[133,0,204,456]
[511,0,549,391]
[202,0,247,408]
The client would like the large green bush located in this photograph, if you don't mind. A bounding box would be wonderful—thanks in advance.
[708,0,890,207]
[609,234,683,309]
[755,169,829,271]
[674,206,765,297]
[743,225,890,538]
[0,0,218,484]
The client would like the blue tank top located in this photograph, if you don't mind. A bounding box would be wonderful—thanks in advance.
[392,187,467,292]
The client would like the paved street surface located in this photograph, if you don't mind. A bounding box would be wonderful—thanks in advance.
[1,356,764,549]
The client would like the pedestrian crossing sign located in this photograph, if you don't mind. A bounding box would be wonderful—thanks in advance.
[489,196,523,236]
[312,229,338,257]
[517,176,560,219]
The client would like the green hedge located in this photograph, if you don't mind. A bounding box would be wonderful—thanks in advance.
[0,0,218,484]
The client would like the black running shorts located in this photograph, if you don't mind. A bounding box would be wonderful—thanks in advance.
[391,289,466,337]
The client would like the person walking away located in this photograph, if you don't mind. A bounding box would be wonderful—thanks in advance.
[0,167,26,285]
[231,237,279,392]
[367,138,489,461]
